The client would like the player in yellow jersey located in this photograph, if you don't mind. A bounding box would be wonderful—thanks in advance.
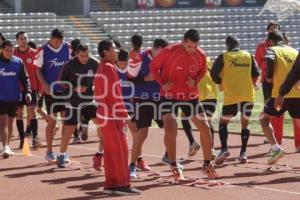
[260,31,300,165]
[211,35,260,165]
[198,57,218,160]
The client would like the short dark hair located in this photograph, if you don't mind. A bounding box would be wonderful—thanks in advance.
[16,31,26,40]
[51,28,64,39]
[27,41,37,49]
[0,32,6,41]
[268,31,284,43]
[153,38,169,49]
[267,21,281,31]
[76,43,89,53]
[98,39,113,58]
[118,48,129,61]
[1,40,13,49]
[226,35,239,50]
[184,29,200,43]
[113,39,122,49]
[131,33,143,49]
[71,38,81,52]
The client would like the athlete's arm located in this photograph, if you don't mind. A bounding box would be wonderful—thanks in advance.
[194,54,207,83]
[150,49,167,86]
[19,62,32,95]
[265,48,276,83]
[279,52,300,96]
[211,54,224,84]
[255,42,264,69]
[59,63,72,96]
[251,55,260,84]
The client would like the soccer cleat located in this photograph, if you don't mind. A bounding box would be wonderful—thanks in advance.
[45,152,57,164]
[102,188,117,195]
[161,154,184,170]
[171,166,185,182]
[267,148,285,165]
[211,148,216,161]
[32,137,42,148]
[2,146,14,158]
[129,165,137,179]
[136,159,151,171]
[57,154,66,168]
[188,142,201,157]
[114,186,141,195]
[202,164,219,179]
[72,136,81,144]
[215,149,230,165]
[92,152,103,171]
[238,151,248,164]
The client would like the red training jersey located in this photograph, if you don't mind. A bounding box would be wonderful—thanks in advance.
[14,47,38,91]
[255,39,272,81]
[94,60,128,125]
[150,43,207,101]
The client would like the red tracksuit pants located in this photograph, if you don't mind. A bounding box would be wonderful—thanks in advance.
[100,119,130,189]
[272,115,300,147]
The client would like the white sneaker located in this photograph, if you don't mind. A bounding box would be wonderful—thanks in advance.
[3,146,14,158]
[188,142,200,157]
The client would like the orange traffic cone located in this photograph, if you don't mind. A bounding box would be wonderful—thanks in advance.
[22,137,31,156]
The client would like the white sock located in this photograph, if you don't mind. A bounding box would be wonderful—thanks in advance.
[60,152,66,156]
[271,144,281,152]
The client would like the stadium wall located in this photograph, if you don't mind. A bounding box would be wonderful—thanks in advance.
[7,0,90,15]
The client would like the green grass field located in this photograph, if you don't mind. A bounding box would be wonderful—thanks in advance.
[161,89,295,137]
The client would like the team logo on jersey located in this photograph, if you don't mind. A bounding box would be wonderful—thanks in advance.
[283,54,294,64]
[26,58,33,64]
[230,59,249,68]
[49,58,65,68]
[87,69,94,76]
[189,65,197,73]
[0,68,16,76]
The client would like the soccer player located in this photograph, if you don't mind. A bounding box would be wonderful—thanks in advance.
[14,31,41,149]
[94,39,141,195]
[211,35,260,165]
[198,57,218,159]
[150,29,218,181]
[56,44,101,168]
[127,38,168,179]
[35,29,71,164]
[255,22,300,147]
[0,40,31,158]
[260,31,300,164]
[129,33,143,65]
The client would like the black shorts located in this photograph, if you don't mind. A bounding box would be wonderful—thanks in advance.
[133,98,163,130]
[38,94,44,108]
[222,102,254,118]
[160,97,205,118]
[64,104,97,126]
[44,92,66,114]
[0,101,18,117]
[264,98,300,118]
[201,99,217,118]
[19,91,38,106]
[262,81,273,102]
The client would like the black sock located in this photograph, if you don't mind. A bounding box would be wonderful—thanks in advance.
[210,125,215,148]
[73,128,79,138]
[204,160,211,166]
[26,125,31,133]
[181,119,195,145]
[219,123,228,151]
[130,163,136,167]
[30,119,38,139]
[16,120,24,148]
[241,129,250,153]
[137,157,143,162]
[170,161,177,167]
[164,151,168,158]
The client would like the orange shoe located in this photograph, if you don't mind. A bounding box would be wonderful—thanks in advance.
[202,164,219,179]
[171,167,185,182]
